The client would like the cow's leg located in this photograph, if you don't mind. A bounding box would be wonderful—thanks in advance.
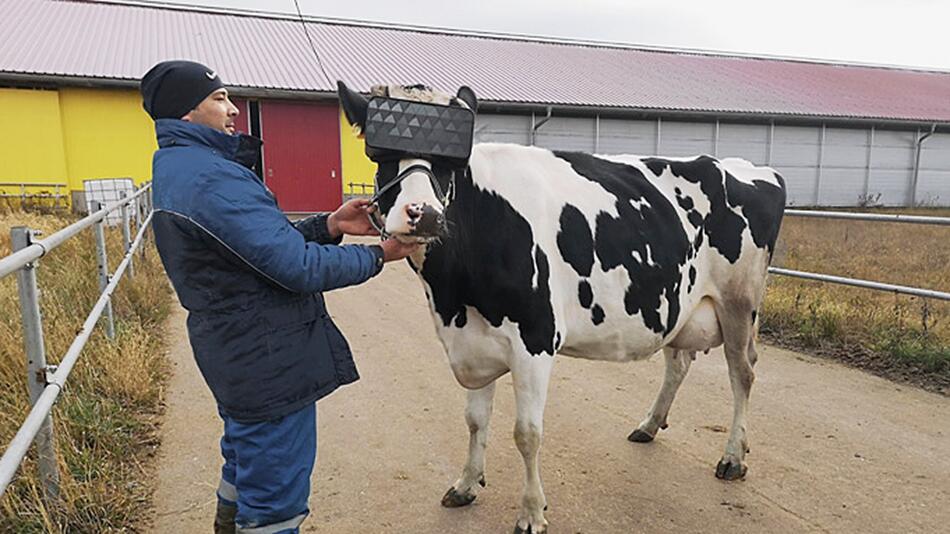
[715,301,755,481]
[747,332,759,368]
[441,381,496,507]
[628,347,694,443]
[512,356,554,534]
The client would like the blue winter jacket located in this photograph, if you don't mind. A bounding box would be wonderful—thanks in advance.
[151,119,384,422]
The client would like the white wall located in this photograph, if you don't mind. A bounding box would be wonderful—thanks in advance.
[474,112,949,207]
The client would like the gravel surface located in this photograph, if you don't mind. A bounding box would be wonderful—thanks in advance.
[146,254,950,533]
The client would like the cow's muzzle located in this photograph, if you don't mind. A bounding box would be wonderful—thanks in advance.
[407,203,446,238]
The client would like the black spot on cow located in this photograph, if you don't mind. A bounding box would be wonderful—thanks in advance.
[555,151,691,335]
[578,281,593,309]
[676,192,694,211]
[687,210,703,228]
[454,308,467,328]
[420,169,557,356]
[643,156,748,264]
[645,159,667,177]
[724,171,787,257]
[557,204,594,277]
[591,304,606,325]
[555,331,562,349]
[688,265,697,291]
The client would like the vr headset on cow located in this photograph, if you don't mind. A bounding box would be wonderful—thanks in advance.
[363,96,476,169]
[337,81,477,236]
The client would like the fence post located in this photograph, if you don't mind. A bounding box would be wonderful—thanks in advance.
[140,186,151,251]
[10,227,61,503]
[92,201,116,339]
[120,192,134,278]
[137,191,147,258]
[133,192,141,235]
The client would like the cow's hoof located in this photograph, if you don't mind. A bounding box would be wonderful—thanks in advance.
[441,486,476,507]
[514,525,547,534]
[715,458,748,480]
[628,429,655,443]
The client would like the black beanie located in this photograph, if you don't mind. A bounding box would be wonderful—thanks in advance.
[140,60,225,120]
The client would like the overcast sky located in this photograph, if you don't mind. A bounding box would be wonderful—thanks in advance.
[151,0,950,71]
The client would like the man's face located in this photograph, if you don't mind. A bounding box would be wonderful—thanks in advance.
[183,88,239,134]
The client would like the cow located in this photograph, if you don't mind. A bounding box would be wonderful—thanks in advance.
[338,81,787,533]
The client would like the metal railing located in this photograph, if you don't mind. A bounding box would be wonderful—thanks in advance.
[0,182,67,209]
[771,209,950,301]
[783,209,950,227]
[345,182,375,196]
[0,183,153,501]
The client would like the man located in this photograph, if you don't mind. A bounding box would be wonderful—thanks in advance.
[140,60,417,534]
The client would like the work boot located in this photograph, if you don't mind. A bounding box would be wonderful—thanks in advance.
[214,501,237,534]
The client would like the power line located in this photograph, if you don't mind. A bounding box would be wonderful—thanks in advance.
[292,0,332,87]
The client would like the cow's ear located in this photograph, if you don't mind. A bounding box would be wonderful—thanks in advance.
[337,81,369,134]
[456,86,478,112]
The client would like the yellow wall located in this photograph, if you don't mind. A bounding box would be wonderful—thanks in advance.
[339,107,377,196]
[0,88,69,191]
[59,88,156,191]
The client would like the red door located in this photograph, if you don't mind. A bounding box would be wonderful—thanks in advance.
[260,100,341,212]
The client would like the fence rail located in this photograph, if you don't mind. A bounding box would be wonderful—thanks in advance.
[771,209,949,301]
[0,186,151,279]
[0,183,153,500]
[0,183,67,209]
[783,209,950,226]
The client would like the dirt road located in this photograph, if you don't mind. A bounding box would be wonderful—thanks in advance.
[148,250,949,533]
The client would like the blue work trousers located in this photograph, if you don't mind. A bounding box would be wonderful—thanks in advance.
[216,403,317,534]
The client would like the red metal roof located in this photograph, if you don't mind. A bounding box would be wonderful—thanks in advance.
[2,0,950,123]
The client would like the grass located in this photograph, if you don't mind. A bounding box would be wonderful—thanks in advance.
[763,207,950,393]
[0,209,173,532]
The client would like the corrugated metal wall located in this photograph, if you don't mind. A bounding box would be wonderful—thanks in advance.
[58,88,156,192]
[0,88,69,188]
[475,113,950,207]
[339,107,377,197]
[0,87,155,207]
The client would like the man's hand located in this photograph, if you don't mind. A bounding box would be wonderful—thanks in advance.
[379,238,420,262]
[327,199,380,238]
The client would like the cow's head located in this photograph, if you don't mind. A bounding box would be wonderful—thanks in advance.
[337,81,478,243]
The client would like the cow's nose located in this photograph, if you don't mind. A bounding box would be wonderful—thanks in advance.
[410,204,445,236]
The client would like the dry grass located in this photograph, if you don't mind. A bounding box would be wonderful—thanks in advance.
[0,210,172,532]
[763,207,950,393]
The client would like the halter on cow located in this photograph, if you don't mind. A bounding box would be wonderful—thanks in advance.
[338,81,787,534]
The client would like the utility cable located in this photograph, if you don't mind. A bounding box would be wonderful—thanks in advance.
[292,0,333,87]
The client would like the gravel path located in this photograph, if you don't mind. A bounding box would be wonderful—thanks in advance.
[146,253,949,533]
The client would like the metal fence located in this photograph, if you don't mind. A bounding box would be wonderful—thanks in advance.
[345,182,376,196]
[771,210,950,301]
[0,182,68,210]
[0,183,153,501]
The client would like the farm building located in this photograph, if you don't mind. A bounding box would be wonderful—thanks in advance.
[1,0,950,212]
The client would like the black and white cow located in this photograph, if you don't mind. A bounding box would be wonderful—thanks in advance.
[339,82,787,534]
